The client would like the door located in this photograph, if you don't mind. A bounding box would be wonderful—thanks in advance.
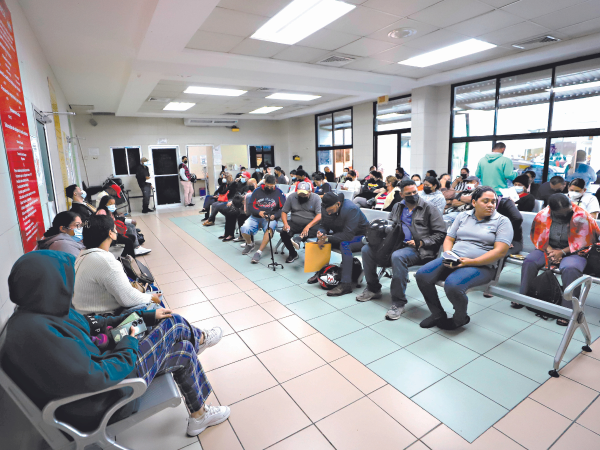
[35,117,57,223]
[376,134,398,173]
[187,145,212,196]
[149,146,181,206]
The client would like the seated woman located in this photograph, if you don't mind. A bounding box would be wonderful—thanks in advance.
[372,176,401,211]
[36,211,85,257]
[519,193,600,325]
[96,195,147,258]
[203,173,237,226]
[1,250,228,437]
[73,215,161,315]
[201,173,231,220]
[415,187,513,330]
[411,174,423,191]
[220,178,256,241]
[512,174,536,212]
[353,171,385,207]
[420,176,446,214]
[568,178,600,219]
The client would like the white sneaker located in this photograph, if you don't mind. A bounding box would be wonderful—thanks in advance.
[134,246,152,256]
[197,327,223,355]
[186,404,230,436]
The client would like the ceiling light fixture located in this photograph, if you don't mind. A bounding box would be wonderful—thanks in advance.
[388,28,417,39]
[249,106,284,114]
[184,86,247,96]
[399,39,496,68]
[377,113,408,120]
[266,93,321,101]
[163,102,195,111]
[548,80,600,93]
[251,0,355,45]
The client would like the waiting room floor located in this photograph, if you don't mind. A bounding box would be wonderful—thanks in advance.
[117,203,600,450]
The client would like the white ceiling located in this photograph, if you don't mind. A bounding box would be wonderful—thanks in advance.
[16,0,600,120]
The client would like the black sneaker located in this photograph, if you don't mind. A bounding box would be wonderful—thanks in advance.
[286,252,299,263]
[187,203,195,206]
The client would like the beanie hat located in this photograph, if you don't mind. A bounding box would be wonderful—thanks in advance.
[513,174,530,187]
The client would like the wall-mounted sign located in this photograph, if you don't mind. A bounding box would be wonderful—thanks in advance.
[157,138,167,144]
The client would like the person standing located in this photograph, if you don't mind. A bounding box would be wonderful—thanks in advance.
[136,157,154,213]
[475,142,517,195]
[179,156,194,207]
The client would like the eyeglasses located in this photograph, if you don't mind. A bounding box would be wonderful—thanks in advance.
[71,224,83,229]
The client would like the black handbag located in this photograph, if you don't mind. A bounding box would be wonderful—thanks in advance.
[526,268,563,320]
[120,255,155,284]
[583,243,600,277]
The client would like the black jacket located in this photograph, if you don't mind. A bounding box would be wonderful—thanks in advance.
[515,193,536,212]
[320,195,369,246]
[325,171,335,183]
[498,197,523,244]
[70,201,95,219]
[135,165,150,189]
[389,197,447,260]
[248,185,286,219]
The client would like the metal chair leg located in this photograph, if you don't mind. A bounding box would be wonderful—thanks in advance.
[551,314,578,377]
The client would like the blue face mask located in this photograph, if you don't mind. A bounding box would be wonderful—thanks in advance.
[80,190,87,200]
[72,227,83,242]
[107,204,116,213]
[240,177,247,184]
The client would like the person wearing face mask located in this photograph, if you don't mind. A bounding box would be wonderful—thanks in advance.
[359,180,447,320]
[338,167,350,183]
[279,182,322,263]
[289,169,315,193]
[339,170,361,197]
[353,171,385,207]
[395,167,410,181]
[179,156,195,207]
[512,174,536,212]
[66,184,96,219]
[36,211,85,257]
[96,196,150,257]
[203,173,238,226]
[565,149,597,187]
[307,192,369,296]
[221,178,257,242]
[520,193,600,325]
[451,167,471,191]
[567,178,599,219]
[444,176,480,223]
[411,174,423,191]
[536,175,567,206]
[313,172,332,198]
[136,157,154,213]
[420,176,446,214]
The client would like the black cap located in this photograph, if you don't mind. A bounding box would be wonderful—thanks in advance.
[322,192,341,208]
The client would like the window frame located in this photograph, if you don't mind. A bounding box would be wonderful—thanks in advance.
[448,52,600,183]
[373,94,412,168]
[314,107,354,170]
[110,146,141,177]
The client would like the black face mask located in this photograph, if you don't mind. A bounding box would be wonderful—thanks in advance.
[552,211,573,222]
[183,160,188,164]
[264,187,274,194]
[445,181,451,189]
[423,186,432,194]
[461,173,468,180]
[404,193,418,204]
[298,196,309,203]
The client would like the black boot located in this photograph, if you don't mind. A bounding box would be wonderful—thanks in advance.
[327,283,353,297]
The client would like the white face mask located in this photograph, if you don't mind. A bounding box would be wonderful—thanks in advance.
[465,184,475,191]
[80,190,87,199]
[144,162,150,167]
[107,204,116,212]
[568,191,583,200]
[222,178,227,183]
[514,186,524,194]
[413,180,421,186]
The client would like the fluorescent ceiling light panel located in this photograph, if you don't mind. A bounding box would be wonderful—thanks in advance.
[549,81,600,93]
[249,106,283,114]
[251,0,355,45]
[163,102,195,111]
[184,86,247,96]
[266,93,321,101]
[399,39,496,68]
[377,113,408,120]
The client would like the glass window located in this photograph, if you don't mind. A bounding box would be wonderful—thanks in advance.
[496,69,552,135]
[333,109,352,146]
[550,136,600,185]
[317,148,352,177]
[552,58,600,131]
[450,141,493,179]
[111,147,140,176]
[376,134,397,172]
[400,133,411,175]
[503,139,548,183]
[453,79,496,137]
[376,97,411,132]
[317,114,332,147]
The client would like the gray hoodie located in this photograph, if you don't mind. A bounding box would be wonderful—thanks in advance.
[36,233,85,258]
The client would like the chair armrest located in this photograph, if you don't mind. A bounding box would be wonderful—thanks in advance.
[563,275,592,307]
[42,378,147,441]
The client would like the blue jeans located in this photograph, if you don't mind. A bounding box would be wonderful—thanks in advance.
[520,249,587,308]
[241,215,277,236]
[415,257,495,323]
[332,235,364,284]
[362,244,423,307]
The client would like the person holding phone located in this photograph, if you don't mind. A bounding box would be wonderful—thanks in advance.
[415,186,513,330]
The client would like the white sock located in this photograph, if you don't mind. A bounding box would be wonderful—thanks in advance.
[257,250,262,255]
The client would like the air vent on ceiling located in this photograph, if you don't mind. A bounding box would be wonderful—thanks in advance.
[512,35,561,50]
[315,54,356,67]
[147,97,171,102]
[224,112,244,116]
[184,118,238,127]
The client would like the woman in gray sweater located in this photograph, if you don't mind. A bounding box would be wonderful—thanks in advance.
[36,211,85,258]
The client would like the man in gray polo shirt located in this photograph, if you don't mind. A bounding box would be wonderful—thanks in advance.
[279,181,322,263]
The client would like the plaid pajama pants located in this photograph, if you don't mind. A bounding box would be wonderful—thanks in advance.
[135,314,212,413]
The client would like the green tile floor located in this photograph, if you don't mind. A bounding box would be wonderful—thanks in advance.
[172,214,600,442]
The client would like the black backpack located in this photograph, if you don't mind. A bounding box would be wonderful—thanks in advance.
[120,255,155,284]
[365,218,405,267]
[526,269,563,320]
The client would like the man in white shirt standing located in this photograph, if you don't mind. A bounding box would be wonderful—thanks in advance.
[179,156,194,207]
[340,170,361,197]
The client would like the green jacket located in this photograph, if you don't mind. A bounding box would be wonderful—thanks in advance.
[475,153,517,194]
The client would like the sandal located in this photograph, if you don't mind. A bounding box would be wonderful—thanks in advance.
[556,318,569,326]
[203,221,214,227]
[510,302,524,309]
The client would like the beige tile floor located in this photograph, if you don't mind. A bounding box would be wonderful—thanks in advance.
[117,205,600,450]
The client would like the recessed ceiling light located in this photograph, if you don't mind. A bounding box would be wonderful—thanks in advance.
[548,80,600,93]
[251,0,355,45]
[266,93,321,101]
[249,106,283,114]
[184,86,247,96]
[388,28,417,39]
[399,39,496,68]
[163,102,195,111]
[377,113,408,120]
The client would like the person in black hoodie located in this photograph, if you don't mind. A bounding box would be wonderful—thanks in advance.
[0,250,230,437]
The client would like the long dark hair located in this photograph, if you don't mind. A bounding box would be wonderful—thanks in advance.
[96,195,115,215]
[44,211,80,237]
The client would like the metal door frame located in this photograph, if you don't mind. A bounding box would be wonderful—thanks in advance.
[148,145,181,207]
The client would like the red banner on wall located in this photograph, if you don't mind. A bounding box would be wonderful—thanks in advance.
[0,1,44,253]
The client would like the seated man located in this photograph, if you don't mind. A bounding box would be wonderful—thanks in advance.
[308,192,369,296]
[66,184,96,219]
[313,172,332,198]
[240,174,286,263]
[443,176,480,223]
[358,180,447,319]
[353,171,385,208]
[519,193,600,325]
[536,175,566,206]
[279,182,322,263]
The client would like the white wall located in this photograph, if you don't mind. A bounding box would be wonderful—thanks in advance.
[281,114,315,174]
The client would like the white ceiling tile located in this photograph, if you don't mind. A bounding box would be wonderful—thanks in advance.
[325,6,401,36]
[199,7,269,38]
[229,38,290,57]
[531,0,600,30]
[502,0,587,20]
[367,18,439,44]
[371,45,424,62]
[216,0,291,17]
[402,29,470,51]
[446,10,524,36]
[271,46,330,63]
[559,18,600,38]
[409,0,494,27]
[479,0,519,6]
[478,21,552,45]
[335,37,397,57]
[342,57,395,71]
[186,30,245,52]
[296,28,361,51]
[362,0,444,17]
